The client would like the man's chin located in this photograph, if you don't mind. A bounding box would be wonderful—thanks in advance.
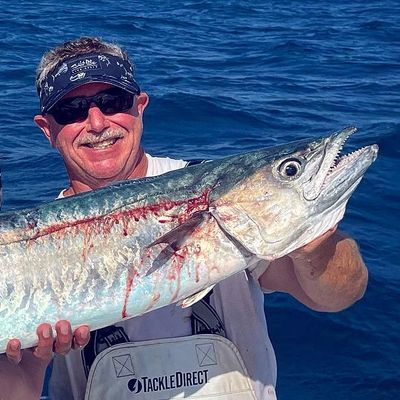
[72,162,128,187]
[88,170,126,185]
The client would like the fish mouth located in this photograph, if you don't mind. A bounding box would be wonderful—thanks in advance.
[323,131,378,187]
[303,127,378,201]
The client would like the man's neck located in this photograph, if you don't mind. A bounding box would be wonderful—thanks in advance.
[64,149,148,197]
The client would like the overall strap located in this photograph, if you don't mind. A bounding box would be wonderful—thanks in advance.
[191,291,226,337]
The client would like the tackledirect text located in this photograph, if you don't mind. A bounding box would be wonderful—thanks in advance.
[141,370,209,392]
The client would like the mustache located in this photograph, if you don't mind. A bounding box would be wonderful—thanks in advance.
[77,128,125,145]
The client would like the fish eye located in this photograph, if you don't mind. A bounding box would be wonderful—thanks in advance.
[278,158,303,179]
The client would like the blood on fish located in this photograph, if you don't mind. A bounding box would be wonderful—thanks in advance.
[122,269,139,319]
[121,276,132,319]
[166,245,192,302]
[28,189,212,242]
[152,292,160,303]
[193,244,202,283]
[142,291,162,314]
[27,189,212,261]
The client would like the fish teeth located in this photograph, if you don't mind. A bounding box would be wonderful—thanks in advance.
[327,146,368,182]
[329,131,353,173]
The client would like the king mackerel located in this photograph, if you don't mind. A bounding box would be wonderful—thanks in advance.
[0,127,378,352]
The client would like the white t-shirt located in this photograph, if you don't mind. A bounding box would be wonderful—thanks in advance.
[50,154,277,400]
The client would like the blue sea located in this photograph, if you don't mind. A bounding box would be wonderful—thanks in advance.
[0,1,399,399]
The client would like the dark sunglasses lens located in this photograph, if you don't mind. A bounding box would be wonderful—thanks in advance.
[97,90,134,114]
[49,89,135,125]
[51,98,89,125]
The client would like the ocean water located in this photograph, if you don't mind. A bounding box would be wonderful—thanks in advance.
[0,1,399,399]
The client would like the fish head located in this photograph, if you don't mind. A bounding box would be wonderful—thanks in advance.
[211,127,378,260]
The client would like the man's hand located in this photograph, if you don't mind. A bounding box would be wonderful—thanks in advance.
[260,228,368,312]
[0,322,90,400]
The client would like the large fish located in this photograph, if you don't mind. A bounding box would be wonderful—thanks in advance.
[0,127,378,352]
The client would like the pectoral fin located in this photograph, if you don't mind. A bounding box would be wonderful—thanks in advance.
[143,212,209,276]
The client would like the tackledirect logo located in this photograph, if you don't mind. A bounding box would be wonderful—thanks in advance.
[127,370,209,394]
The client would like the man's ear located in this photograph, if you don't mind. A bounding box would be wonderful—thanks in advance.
[34,115,56,147]
[136,92,149,115]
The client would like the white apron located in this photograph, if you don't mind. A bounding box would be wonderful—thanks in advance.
[84,334,277,400]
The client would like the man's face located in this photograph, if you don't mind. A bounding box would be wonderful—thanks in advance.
[35,82,149,187]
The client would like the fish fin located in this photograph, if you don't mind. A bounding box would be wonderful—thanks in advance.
[143,212,209,276]
[178,285,215,308]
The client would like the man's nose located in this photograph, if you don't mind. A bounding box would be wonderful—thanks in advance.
[85,105,110,132]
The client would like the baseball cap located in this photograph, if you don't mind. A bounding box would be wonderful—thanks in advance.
[38,53,141,113]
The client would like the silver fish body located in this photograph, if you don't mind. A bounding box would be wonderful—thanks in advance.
[0,127,378,352]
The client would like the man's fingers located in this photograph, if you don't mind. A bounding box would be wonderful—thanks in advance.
[6,339,22,364]
[7,321,89,364]
[54,320,73,355]
[72,325,90,350]
[33,323,54,360]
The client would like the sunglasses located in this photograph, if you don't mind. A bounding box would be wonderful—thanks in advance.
[47,87,136,125]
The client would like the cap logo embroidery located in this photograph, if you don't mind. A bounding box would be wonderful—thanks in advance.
[98,54,111,66]
[71,59,99,73]
[52,63,68,79]
[70,72,86,82]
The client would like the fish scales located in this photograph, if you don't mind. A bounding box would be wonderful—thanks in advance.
[0,128,378,352]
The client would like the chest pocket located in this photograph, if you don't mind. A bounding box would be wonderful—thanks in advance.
[84,334,259,400]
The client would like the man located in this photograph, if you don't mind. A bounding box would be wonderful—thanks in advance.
[0,37,368,400]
